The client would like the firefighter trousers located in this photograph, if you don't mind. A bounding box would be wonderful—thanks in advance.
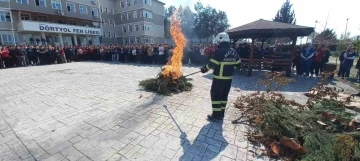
[210,79,232,118]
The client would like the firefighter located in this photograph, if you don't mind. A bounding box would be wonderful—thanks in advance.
[200,32,240,121]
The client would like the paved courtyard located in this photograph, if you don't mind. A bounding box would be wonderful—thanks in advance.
[0,62,357,161]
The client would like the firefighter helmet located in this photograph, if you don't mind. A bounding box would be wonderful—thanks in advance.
[215,32,230,43]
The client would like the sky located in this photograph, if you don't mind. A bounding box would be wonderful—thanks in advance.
[161,0,360,39]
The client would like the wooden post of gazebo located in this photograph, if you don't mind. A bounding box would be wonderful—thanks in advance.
[247,38,255,76]
[285,36,298,76]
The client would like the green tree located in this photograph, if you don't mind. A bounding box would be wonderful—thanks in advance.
[313,29,338,45]
[273,0,296,24]
[194,2,230,42]
[180,6,196,40]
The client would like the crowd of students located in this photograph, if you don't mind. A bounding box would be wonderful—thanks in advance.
[1,43,359,81]
[0,44,217,69]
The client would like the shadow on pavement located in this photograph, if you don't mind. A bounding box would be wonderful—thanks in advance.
[163,105,227,161]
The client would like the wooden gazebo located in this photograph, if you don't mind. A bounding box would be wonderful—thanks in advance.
[228,19,314,76]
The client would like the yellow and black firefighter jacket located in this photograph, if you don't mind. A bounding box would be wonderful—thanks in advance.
[204,43,240,80]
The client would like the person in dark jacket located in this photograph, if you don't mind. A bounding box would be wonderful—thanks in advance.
[15,46,26,66]
[356,56,360,82]
[200,32,240,121]
[340,45,356,79]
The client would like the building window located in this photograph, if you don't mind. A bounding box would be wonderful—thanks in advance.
[142,24,145,30]
[55,19,65,24]
[144,0,152,6]
[101,18,104,24]
[122,26,127,32]
[133,11,137,19]
[126,0,131,6]
[135,24,139,31]
[127,12,132,19]
[103,32,106,37]
[108,32,111,38]
[16,0,28,4]
[91,8,99,17]
[123,37,128,44]
[113,32,116,38]
[79,5,88,14]
[66,3,76,12]
[35,0,46,7]
[51,0,61,9]
[112,20,115,26]
[0,11,11,22]
[133,0,136,5]
[107,19,110,26]
[139,11,143,17]
[100,6,103,12]
[20,13,30,20]
[37,15,48,22]
[110,9,114,15]
[128,25,133,32]
[0,32,17,45]
[135,37,139,44]
[69,20,77,25]
[129,37,134,44]
[82,21,89,26]
[121,14,125,20]
[120,1,125,8]
[105,7,108,13]
[143,11,153,19]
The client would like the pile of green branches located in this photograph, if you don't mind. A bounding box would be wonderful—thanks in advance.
[139,73,193,96]
[234,72,360,160]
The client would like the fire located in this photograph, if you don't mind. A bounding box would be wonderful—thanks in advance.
[161,10,187,80]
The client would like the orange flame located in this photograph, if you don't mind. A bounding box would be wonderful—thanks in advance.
[161,10,187,80]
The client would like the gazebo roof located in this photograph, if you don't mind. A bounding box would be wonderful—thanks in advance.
[228,19,314,39]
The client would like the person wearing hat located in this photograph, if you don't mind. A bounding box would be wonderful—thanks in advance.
[339,45,356,79]
[200,32,240,121]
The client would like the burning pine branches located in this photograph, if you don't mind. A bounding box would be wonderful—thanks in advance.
[139,10,193,95]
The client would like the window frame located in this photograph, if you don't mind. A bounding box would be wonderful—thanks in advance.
[103,31,106,38]
[37,15,48,22]
[113,32,116,38]
[110,9,114,15]
[111,20,115,27]
[34,0,46,7]
[51,0,62,10]
[122,26,127,33]
[0,32,17,45]
[127,12,132,20]
[0,11,11,22]
[66,2,76,12]
[133,11,137,19]
[128,25,133,32]
[108,32,111,38]
[120,1,125,8]
[99,6,103,13]
[16,0,28,4]
[79,5,88,15]
[82,21,89,26]
[107,19,110,26]
[126,0,131,6]
[20,13,31,20]
[135,24,139,31]
[69,19,77,25]
[91,8,99,17]
[121,13,125,20]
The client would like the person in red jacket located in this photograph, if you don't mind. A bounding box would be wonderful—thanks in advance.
[310,46,325,77]
[1,46,10,68]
